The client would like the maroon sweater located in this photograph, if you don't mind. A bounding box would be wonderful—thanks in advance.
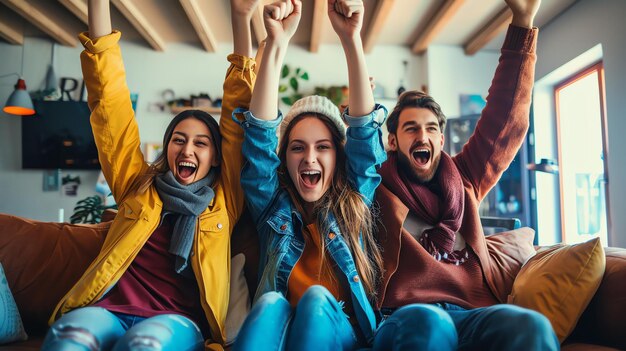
[95,216,210,336]
[377,25,538,310]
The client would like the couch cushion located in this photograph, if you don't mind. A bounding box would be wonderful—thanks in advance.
[508,238,605,342]
[0,263,27,344]
[0,337,43,351]
[0,214,108,334]
[562,343,622,351]
[567,248,626,349]
[484,227,536,302]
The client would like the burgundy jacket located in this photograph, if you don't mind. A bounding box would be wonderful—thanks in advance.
[376,25,538,309]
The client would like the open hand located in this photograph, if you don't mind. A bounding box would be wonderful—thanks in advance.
[264,0,302,43]
[328,0,364,41]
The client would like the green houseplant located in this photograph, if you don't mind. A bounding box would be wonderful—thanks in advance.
[279,64,309,106]
[313,85,347,107]
[70,195,117,224]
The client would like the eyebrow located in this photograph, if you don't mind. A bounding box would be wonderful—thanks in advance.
[289,138,333,144]
[172,131,212,140]
[401,120,439,128]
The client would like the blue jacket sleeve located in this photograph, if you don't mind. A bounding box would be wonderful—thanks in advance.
[237,108,284,223]
[344,104,388,205]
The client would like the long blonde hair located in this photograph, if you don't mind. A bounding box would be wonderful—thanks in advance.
[278,113,383,301]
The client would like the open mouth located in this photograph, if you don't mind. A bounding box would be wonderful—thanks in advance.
[178,161,197,179]
[300,170,321,187]
[411,148,431,166]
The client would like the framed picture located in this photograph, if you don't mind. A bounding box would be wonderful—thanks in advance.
[42,169,60,192]
[144,143,163,163]
[459,94,486,116]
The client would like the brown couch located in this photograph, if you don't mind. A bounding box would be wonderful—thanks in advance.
[0,211,625,350]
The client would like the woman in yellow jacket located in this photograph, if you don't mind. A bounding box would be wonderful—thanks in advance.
[41,0,258,350]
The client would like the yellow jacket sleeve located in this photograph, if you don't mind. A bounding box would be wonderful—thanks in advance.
[78,30,148,203]
[219,54,256,225]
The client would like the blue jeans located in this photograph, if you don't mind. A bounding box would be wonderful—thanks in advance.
[373,303,559,351]
[233,286,359,351]
[42,307,204,351]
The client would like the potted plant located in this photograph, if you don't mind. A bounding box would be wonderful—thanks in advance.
[279,64,309,105]
[70,195,117,224]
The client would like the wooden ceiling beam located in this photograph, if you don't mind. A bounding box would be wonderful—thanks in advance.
[58,0,88,24]
[179,0,217,52]
[0,17,23,45]
[251,1,266,46]
[363,0,394,54]
[0,0,76,46]
[111,0,166,51]
[464,6,512,55]
[309,0,326,53]
[411,0,464,55]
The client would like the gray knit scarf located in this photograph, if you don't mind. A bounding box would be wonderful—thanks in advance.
[155,169,216,274]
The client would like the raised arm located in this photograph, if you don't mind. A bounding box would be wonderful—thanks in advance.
[219,0,260,224]
[88,0,112,39]
[328,0,375,116]
[231,0,257,57]
[82,0,146,202]
[328,0,385,204]
[455,0,540,201]
[240,0,302,222]
[249,0,302,120]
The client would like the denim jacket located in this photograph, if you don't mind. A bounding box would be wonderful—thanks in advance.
[235,104,387,342]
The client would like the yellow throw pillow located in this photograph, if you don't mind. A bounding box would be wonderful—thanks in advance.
[507,237,605,343]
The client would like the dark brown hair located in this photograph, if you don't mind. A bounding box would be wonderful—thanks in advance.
[136,109,221,193]
[386,90,447,134]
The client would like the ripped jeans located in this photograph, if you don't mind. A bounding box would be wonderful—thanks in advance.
[42,307,204,351]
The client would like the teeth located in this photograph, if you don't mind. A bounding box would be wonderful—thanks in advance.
[178,161,197,168]
[301,170,321,175]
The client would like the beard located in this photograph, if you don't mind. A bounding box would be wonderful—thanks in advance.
[397,149,441,183]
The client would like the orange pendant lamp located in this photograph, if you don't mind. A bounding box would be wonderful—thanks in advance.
[3,76,35,116]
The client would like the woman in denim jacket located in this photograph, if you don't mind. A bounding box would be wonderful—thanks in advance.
[233,1,385,350]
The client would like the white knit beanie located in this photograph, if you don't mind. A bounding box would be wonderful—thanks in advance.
[281,95,346,142]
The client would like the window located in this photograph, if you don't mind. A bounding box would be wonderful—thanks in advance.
[554,62,609,245]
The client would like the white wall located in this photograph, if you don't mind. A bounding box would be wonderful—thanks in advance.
[1,39,96,222]
[535,0,626,247]
[426,45,500,118]
[0,36,424,222]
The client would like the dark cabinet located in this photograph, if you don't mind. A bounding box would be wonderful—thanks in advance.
[445,114,531,228]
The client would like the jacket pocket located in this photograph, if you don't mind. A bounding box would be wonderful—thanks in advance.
[121,198,143,220]
[199,211,228,236]
[266,213,293,236]
[106,198,144,240]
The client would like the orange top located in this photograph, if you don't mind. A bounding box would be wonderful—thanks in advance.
[288,224,350,308]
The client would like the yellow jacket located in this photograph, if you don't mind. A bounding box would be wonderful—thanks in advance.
[49,31,256,347]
